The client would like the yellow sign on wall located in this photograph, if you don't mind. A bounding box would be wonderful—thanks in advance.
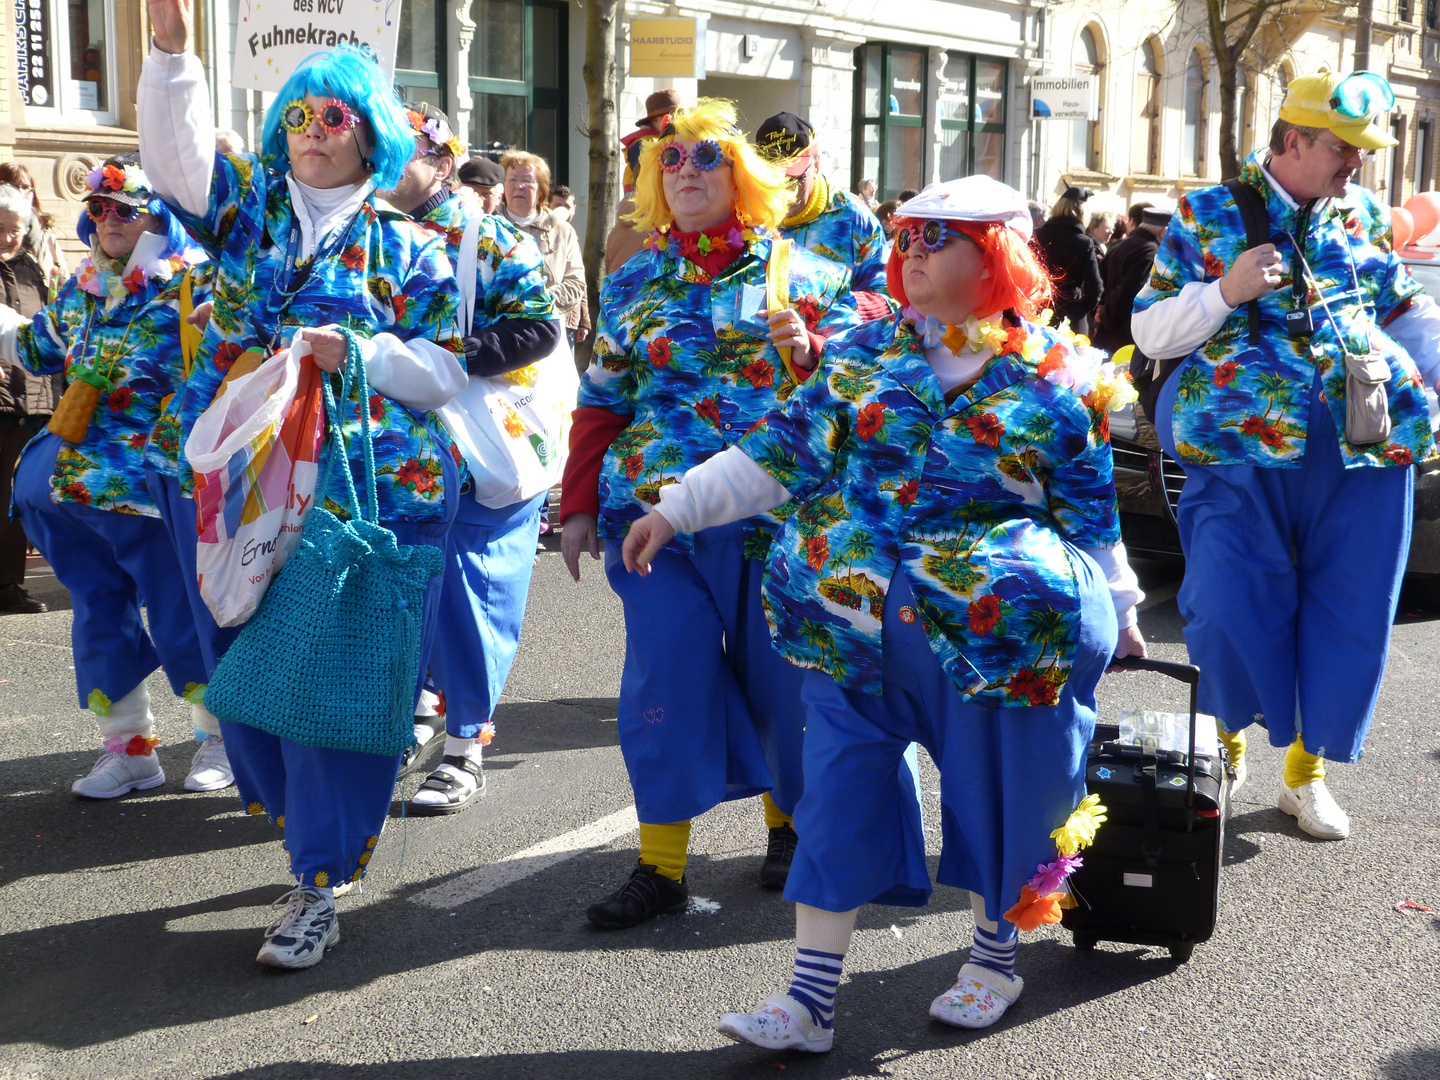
[630,18,706,79]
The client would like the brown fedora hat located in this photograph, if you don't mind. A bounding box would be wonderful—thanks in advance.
[637,88,683,128]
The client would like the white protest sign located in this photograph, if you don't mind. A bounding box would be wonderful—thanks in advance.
[233,0,403,93]
[1030,75,1098,121]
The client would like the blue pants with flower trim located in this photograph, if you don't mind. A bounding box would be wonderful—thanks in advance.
[428,491,543,739]
[784,561,1116,929]
[14,433,207,710]
[604,519,807,824]
[1156,370,1411,762]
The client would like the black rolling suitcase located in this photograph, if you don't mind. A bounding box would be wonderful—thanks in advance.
[1061,656,1228,962]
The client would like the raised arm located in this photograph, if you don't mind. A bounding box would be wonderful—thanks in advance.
[139,0,216,219]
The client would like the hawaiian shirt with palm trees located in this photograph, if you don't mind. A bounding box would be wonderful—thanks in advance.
[781,184,890,294]
[15,250,207,517]
[581,228,860,550]
[1133,149,1432,469]
[164,153,465,521]
[735,314,1121,705]
[418,193,555,332]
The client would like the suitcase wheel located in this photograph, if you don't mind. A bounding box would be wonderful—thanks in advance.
[1168,942,1194,963]
[1072,932,1098,952]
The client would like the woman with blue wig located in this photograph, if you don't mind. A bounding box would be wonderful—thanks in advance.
[0,153,214,799]
[138,0,467,969]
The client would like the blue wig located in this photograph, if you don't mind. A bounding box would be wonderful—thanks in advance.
[76,196,196,261]
[260,44,413,189]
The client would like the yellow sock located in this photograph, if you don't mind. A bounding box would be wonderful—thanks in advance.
[762,792,793,831]
[1218,728,1247,769]
[639,820,691,881]
[1283,737,1326,788]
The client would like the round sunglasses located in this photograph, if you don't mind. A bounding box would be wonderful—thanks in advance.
[1328,72,1394,119]
[659,140,731,173]
[282,99,361,137]
[895,219,965,255]
[85,198,145,224]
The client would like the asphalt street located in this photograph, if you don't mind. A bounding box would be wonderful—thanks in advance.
[1,545,1438,1080]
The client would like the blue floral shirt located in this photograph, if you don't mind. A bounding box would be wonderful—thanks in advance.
[580,228,861,549]
[167,152,465,520]
[17,248,208,517]
[418,194,556,331]
[780,184,889,294]
[1133,150,1432,468]
[737,315,1123,704]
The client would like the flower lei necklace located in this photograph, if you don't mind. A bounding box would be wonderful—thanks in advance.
[910,310,1011,356]
[1004,793,1109,931]
[75,249,185,309]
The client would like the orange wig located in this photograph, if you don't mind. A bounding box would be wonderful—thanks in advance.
[886,218,1052,321]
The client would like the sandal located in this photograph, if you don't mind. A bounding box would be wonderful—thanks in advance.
[410,755,485,816]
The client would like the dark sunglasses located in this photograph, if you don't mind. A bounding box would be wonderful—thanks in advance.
[895,219,964,255]
[85,198,144,223]
[659,140,730,173]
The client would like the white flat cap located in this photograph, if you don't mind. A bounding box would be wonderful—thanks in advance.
[893,176,1035,240]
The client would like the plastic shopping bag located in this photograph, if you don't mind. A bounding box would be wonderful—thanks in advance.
[184,340,325,627]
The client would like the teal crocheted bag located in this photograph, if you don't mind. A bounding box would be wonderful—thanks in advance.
[204,333,445,756]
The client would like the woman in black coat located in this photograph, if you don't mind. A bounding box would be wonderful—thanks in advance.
[1032,187,1102,337]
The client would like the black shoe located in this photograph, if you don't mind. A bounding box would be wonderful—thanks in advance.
[400,718,445,772]
[586,861,688,929]
[0,585,45,614]
[759,824,798,891]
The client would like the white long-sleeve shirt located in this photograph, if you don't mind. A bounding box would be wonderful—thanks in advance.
[136,44,466,413]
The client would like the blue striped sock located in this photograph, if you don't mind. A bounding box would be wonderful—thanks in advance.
[788,947,844,1029]
[968,924,1017,979]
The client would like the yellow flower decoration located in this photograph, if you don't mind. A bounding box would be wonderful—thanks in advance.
[314,871,329,888]
[276,816,285,829]
[358,852,371,865]
[366,835,379,850]
[1050,793,1108,856]
[351,869,363,882]
[87,689,112,716]
[247,802,265,816]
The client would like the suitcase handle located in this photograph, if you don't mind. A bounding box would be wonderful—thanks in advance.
[1108,654,1204,807]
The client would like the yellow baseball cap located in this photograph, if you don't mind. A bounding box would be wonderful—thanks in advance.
[1278,72,1398,150]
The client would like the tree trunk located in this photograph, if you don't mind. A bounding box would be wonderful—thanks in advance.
[1216,49,1240,180]
[581,0,621,361]
[1355,0,1374,72]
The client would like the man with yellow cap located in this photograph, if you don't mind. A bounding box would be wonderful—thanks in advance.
[1132,71,1440,840]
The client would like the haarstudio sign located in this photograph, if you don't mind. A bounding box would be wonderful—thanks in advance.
[232,0,403,93]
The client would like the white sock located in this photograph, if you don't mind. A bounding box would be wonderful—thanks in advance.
[789,904,859,1028]
[444,735,482,762]
[415,688,441,718]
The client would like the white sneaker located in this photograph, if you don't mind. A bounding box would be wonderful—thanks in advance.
[1278,779,1350,840]
[256,886,339,969]
[718,994,833,1053]
[183,735,235,792]
[72,748,165,799]
[929,963,1024,1029]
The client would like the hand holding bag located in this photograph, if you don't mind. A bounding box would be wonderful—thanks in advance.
[203,331,445,756]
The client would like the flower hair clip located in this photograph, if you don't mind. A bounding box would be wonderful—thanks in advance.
[406,109,466,157]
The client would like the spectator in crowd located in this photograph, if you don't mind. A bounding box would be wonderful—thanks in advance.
[1092,204,1168,354]
[876,199,901,239]
[0,163,69,296]
[1086,210,1116,265]
[605,89,682,279]
[459,155,505,213]
[1033,186,1103,336]
[856,178,879,209]
[499,151,586,348]
[897,188,920,203]
[0,184,58,614]
[214,129,246,155]
[1026,199,1047,235]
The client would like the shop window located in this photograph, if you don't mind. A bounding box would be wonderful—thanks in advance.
[852,42,929,200]
[938,53,1007,182]
[466,0,568,179]
[14,0,116,120]
[395,0,444,110]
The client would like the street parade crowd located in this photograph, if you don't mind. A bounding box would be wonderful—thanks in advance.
[1,0,1436,1053]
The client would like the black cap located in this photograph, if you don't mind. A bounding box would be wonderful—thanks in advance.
[756,111,816,164]
[1062,185,1094,203]
[459,155,505,187]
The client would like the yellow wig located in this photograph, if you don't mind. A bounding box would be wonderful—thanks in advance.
[627,98,792,233]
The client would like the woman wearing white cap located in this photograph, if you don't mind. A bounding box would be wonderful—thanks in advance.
[622,176,1146,1048]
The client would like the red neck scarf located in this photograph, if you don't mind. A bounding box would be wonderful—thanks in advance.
[663,214,748,279]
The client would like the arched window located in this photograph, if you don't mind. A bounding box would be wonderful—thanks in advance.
[1183,49,1208,176]
[1134,37,1161,174]
[1071,27,1102,171]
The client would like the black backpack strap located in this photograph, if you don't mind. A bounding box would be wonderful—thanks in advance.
[1222,178,1267,346]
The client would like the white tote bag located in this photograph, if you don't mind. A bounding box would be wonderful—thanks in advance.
[437,212,579,509]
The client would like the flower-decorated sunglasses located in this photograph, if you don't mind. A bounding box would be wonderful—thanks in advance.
[895,219,968,255]
[1329,72,1394,119]
[659,140,731,173]
[282,99,362,136]
[85,198,145,223]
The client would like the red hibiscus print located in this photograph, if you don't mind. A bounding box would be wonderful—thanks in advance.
[968,595,1002,636]
[893,479,918,505]
[213,342,244,374]
[391,293,408,321]
[63,481,92,505]
[1240,415,1268,437]
[1260,425,1285,448]
[694,397,721,427]
[446,225,465,249]
[856,401,888,441]
[129,433,147,449]
[648,337,674,369]
[740,358,775,388]
[1385,446,1414,465]
[793,295,823,331]
[1344,213,1366,240]
[623,454,644,481]
[803,534,829,572]
[964,412,1005,448]
[108,385,134,412]
[369,394,386,424]
[1202,252,1227,279]
[1007,667,1057,706]
[395,458,437,494]
[1213,361,1239,388]
[341,245,366,272]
